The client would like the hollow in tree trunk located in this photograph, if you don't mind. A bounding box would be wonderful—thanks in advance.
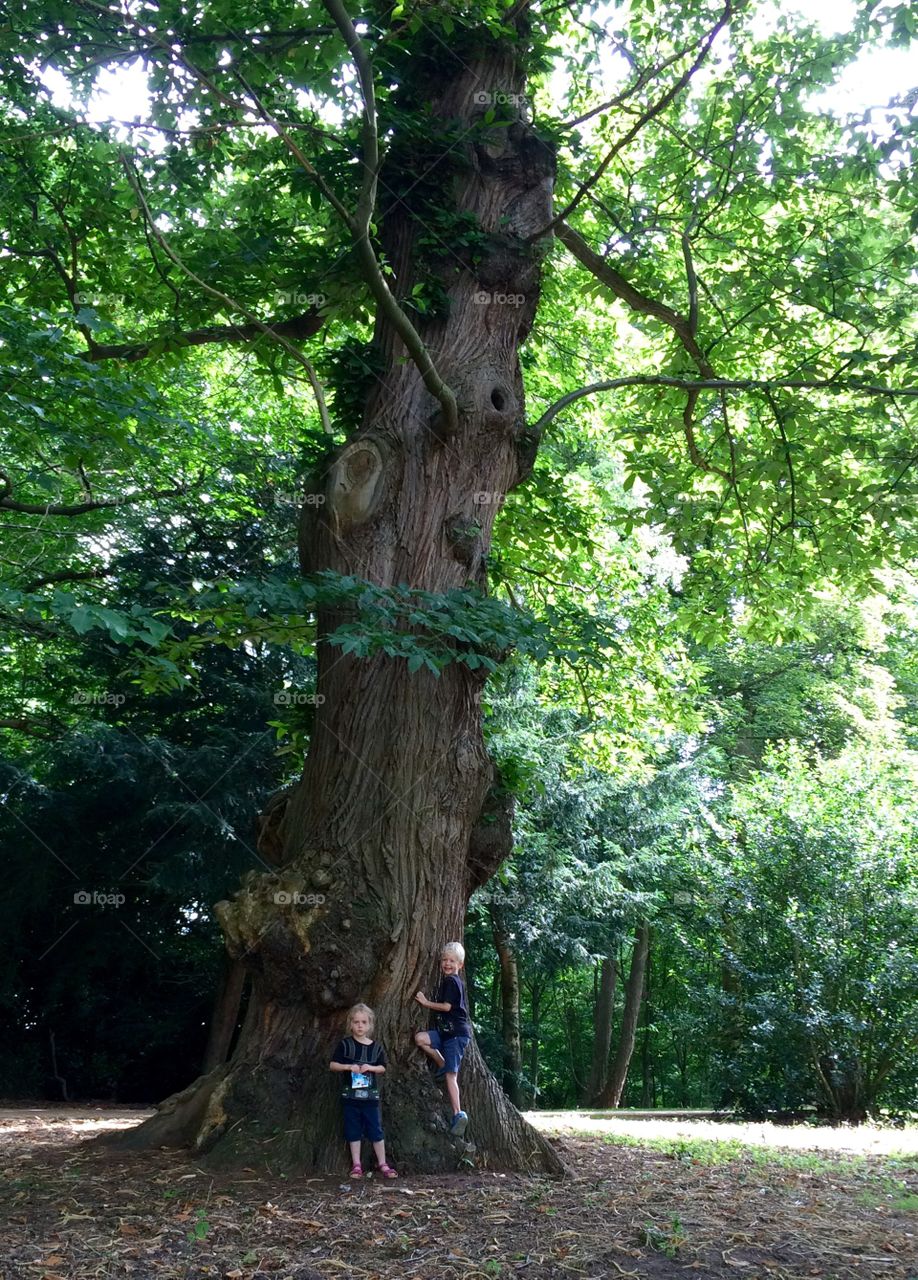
[113,21,561,1175]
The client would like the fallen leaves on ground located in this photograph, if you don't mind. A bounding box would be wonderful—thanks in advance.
[0,1109,915,1279]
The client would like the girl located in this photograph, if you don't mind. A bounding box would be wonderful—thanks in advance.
[329,1003,397,1178]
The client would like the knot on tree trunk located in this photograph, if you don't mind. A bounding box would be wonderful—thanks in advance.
[216,860,392,1013]
[327,438,390,529]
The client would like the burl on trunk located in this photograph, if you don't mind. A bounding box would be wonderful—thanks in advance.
[119,32,561,1174]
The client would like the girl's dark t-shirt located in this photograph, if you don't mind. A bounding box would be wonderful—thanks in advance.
[332,1036,386,1101]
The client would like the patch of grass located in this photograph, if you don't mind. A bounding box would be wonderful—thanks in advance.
[642,1215,687,1258]
[186,1209,211,1243]
[5,1174,43,1191]
[858,1177,918,1213]
[596,1131,875,1173]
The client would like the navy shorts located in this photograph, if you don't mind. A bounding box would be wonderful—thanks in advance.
[427,1030,470,1075]
[342,1099,384,1143]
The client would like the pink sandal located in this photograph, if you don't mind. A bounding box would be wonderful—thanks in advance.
[378,1163,398,1179]
[349,1163,363,1178]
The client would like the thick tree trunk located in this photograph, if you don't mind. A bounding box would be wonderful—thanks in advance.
[583,953,617,1106]
[490,906,524,1107]
[201,952,247,1074]
[598,922,650,1109]
[116,24,560,1174]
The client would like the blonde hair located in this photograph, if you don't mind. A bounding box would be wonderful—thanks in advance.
[346,1003,375,1034]
[442,941,465,964]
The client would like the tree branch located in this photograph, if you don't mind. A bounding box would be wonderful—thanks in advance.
[557,221,713,374]
[0,471,193,517]
[531,2,732,239]
[121,156,332,380]
[318,0,458,435]
[0,716,67,739]
[529,375,918,438]
[681,222,700,338]
[301,358,333,436]
[764,389,797,531]
[69,0,458,432]
[557,32,721,131]
[83,312,325,364]
[23,566,115,592]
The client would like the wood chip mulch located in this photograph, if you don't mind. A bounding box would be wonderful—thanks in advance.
[1,1111,916,1280]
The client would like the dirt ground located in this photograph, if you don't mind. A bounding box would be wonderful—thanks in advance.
[0,1107,915,1280]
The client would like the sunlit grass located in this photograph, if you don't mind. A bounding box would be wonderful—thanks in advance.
[527,1111,918,1160]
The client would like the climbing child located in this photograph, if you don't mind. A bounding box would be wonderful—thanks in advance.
[414,941,472,1137]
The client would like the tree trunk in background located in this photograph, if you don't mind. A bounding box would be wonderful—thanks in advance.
[529,984,542,1106]
[490,906,523,1107]
[201,952,247,1074]
[114,20,560,1175]
[598,922,650,1109]
[583,953,617,1106]
[562,996,585,1100]
[721,907,746,1106]
[640,944,654,1107]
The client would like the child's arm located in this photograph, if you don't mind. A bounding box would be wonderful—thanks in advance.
[330,1060,362,1072]
[415,991,452,1011]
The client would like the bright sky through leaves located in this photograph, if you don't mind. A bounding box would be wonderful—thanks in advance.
[38,0,917,133]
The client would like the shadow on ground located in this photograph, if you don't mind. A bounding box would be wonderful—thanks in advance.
[1,1108,915,1279]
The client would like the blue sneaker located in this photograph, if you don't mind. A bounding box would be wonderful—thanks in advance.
[450,1110,468,1137]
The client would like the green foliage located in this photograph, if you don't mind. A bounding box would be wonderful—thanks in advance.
[186,1209,211,1243]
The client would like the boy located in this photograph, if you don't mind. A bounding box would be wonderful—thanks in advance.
[414,941,471,1137]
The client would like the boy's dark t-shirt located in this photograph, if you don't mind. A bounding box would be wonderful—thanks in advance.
[434,974,471,1040]
[332,1036,387,1101]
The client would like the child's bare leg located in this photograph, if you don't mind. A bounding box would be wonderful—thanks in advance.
[414,1030,445,1068]
[348,1139,362,1166]
[372,1139,388,1166]
[445,1072,461,1115]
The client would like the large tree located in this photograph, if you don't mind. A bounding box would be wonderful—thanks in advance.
[2,0,917,1170]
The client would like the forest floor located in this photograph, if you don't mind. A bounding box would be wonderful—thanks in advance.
[0,1107,915,1280]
